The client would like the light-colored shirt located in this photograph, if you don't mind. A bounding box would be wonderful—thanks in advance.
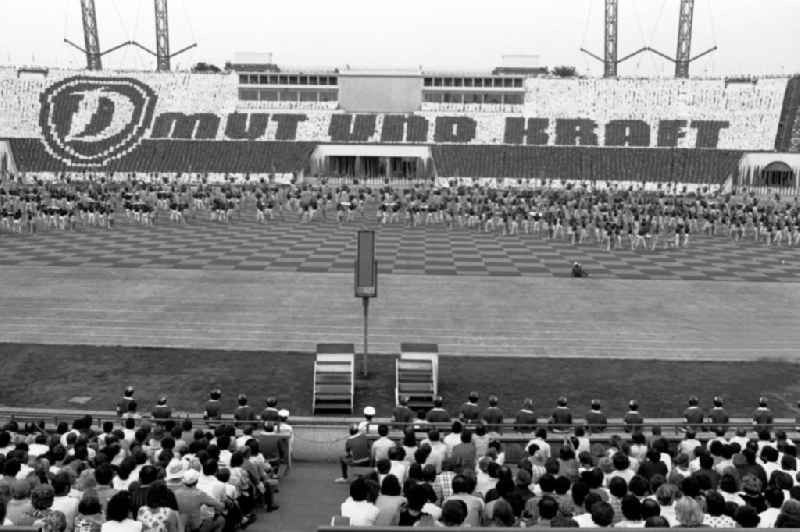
[340,498,380,527]
[758,507,781,528]
[52,495,79,532]
[100,519,142,532]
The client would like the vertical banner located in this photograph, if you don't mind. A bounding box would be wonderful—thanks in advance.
[355,230,377,297]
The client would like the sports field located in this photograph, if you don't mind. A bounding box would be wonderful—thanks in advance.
[0,211,798,416]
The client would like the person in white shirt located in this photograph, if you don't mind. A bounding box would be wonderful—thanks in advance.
[655,484,680,527]
[758,486,785,528]
[339,477,380,526]
[442,422,463,456]
[196,461,227,503]
[420,429,447,473]
[371,425,395,464]
[388,447,409,484]
[358,406,379,434]
[101,492,143,532]
[526,428,551,460]
[678,431,702,459]
[51,471,79,532]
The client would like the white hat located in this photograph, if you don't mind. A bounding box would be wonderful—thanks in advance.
[364,406,376,416]
[278,409,290,418]
[166,458,185,481]
[182,469,200,485]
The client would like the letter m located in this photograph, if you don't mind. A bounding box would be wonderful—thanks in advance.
[151,113,221,139]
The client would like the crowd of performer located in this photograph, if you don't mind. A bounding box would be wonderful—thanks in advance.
[1,177,799,251]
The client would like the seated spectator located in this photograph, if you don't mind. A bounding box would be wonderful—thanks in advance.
[638,449,668,481]
[370,424,394,464]
[373,474,404,526]
[615,494,644,527]
[451,430,476,474]
[73,492,105,532]
[644,515,670,527]
[100,492,140,532]
[675,496,705,527]
[703,490,736,528]
[734,504,761,528]
[438,499,468,527]
[775,499,800,528]
[137,482,179,532]
[740,474,767,513]
[590,500,615,527]
[758,485,784,528]
[444,474,484,527]
[172,470,225,532]
[398,483,436,526]
[485,498,516,527]
[339,477,380,527]
[655,483,679,526]
[6,479,34,525]
[29,484,68,532]
[335,424,371,484]
[572,492,603,527]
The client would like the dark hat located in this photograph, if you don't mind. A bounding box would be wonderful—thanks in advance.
[124,386,135,396]
[266,397,277,407]
[434,396,444,407]
[157,396,167,405]
[713,396,723,407]
[399,395,409,405]
[488,395,499,406]
[759,396,768,406]
[688,395,698,406]
[468,391,479,402]
[629,400,639,409]
[238,394,248,404]
[591,399,601,410]
[210,388,221,399]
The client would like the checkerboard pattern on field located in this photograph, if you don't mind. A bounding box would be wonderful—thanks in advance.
[1,206,798,281]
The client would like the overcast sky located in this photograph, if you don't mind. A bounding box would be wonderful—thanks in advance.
[1,0,798,77]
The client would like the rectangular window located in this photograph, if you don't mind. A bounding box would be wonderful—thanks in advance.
[238,88,258,100]
[465,92,482,104]
[279,75,288,84]
[424,92,443,103]
[279,89,298,101]
[454,78,463,87]
[514,78,523,88]
[330,76,338,85]
[299,76,308,85]
[259,89,278,101]
[444,78,453,87]
[288,75,298,84]
[485,78,494,87]
[485,92,501,104]
[503,78,513,88]
[268,75,278,84]
[504,93,523,105]
[248,74,259,84]
[473,78,482,87]
[424,78,432,87]
[434,78,443,87]
[300,90,316,101]
[464,78,473,87]
[239,74,248,84]
[309,76,318,85]
[493,78,503,87]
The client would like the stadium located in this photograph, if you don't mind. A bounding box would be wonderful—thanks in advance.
[0,0,799,530]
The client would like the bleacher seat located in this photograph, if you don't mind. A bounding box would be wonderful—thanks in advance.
[396,343,439,413]
[313,343,355,414]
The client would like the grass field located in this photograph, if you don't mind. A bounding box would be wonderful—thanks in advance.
[2,342,800,419]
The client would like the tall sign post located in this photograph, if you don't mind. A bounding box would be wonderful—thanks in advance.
[355,230,378,377]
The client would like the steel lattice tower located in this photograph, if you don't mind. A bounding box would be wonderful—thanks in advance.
[154,0,171,72]
[79,0,102,70]
[675,0,695,78]
[603,0,618,77]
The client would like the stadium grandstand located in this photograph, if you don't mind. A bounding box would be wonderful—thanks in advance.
[2,0,800,531]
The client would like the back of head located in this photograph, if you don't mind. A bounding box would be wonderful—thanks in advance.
[349,477,368,502]
[641,498,661,519]
[440,499,467,526]
[620,494,642,522]
[644,516,669,527]
[590,501,615,527]
[675,497,703,526]
[539,495,559,520]
[734,505,760,528]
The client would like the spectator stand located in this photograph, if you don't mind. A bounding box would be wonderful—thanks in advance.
[313,343,355,414]
[395,343,439,414]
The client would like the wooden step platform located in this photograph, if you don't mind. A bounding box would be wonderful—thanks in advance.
[396,343,439,413]
[313,343,355,414]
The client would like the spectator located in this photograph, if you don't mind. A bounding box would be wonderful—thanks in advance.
[101,493,140,532]
[421,429,447,473]
[482,395,504,433]
[374,474,404,526]
[128,465,160,518]
[371,425,394,464]
[459,392,481,422]
[590,500,615,527]
[758,485,784,528]
[432,457,457,504]
[397,483,433,526]
[572,492,603,527]
[675,496,705,527]
[444,474,484,527]
[425,397,451,424]
[615,494,644,527]
[340,477,379,526]
[335,424,371,484]
[655,483,679,526]
[644,515,670,527]
[172,470,225,532]
[514,399,537,434]
[451,430,476,474]
[94,464,118,511]
[136,482,179,532]
[735,505,761,528]
[775,499,800,528]
[52,471,79,532]
[438,499,467,527]
[623,401,644,433]
[74,492,105,532]
[486,498,515,527]
[29,484,68,532]
[740,474,767,512]
[6,479,34,525]
[549,397,572,432]
[638,449,668,481]
[392,396,414,427]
